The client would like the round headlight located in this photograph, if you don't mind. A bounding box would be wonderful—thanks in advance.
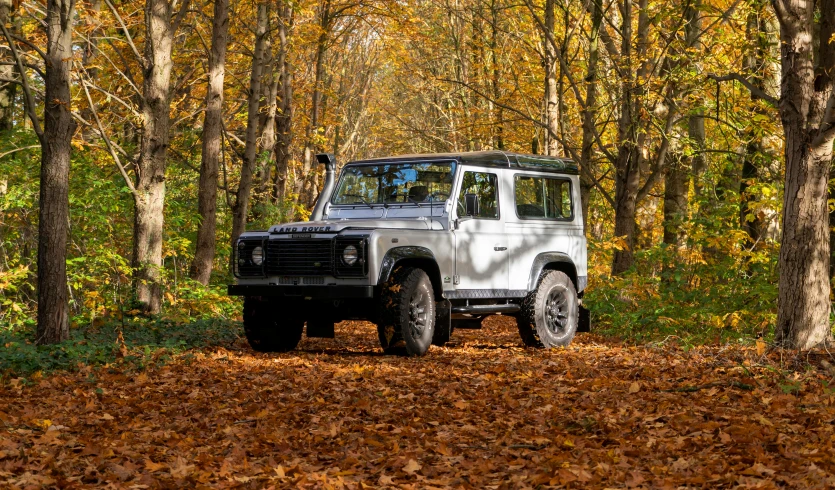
[251,246,264,266]
[342,245,359,266]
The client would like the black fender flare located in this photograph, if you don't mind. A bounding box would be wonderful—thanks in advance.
[378,246,437,283]
[527,252,579,291]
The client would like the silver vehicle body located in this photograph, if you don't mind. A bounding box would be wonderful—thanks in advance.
[229,151,586,308]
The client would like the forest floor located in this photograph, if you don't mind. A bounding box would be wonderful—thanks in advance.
[1,316,834,489]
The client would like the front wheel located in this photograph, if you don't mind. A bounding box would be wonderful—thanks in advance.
[377,267,436,356]
[243,297,304,352]
[517,271,578,348]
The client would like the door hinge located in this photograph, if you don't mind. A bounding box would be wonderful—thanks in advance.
[453,275,460,285]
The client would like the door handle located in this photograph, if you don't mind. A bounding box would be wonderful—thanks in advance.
[494,246,507,251]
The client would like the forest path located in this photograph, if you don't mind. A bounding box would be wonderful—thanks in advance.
[1,317,833,488]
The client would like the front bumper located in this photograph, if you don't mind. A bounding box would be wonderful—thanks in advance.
[227,284,374,299]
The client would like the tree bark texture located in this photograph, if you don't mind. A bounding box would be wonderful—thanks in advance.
[772,0,835,349]
[255,72,280,198]
[230,1,268,253]
[274,4,294,204]
[190,0,229,285]
[661,0,701,250]
[687,0,707,197]
[579,0,602,229]
[0,65,14,131]
[543,0,559,157]
[611,0,639,275]
[662,153,688,247]
[133,0,174,313]
[0,0,16,132]
[830,162,835,283]
[739,2,776,243]
[36,0,76,344]
[298,0,330,206]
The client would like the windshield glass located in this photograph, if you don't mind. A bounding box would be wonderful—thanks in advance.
[332,161,456,205]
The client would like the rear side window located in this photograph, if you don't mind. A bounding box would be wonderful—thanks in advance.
[514,175,572,220]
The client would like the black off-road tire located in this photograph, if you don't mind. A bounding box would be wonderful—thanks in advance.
[517,271,578,348]
[377,267,436,356]
[243,297,304,353]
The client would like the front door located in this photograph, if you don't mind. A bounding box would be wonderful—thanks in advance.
[453,169,509,292]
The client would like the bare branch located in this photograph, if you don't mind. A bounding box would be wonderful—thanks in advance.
[9,33,47,59]
[103,0,144,67]
[81,80,142,119]
[0,23,43,144]
[0,145,40,160]
[73,28,143,97]
[76,64,138,197]
[707,73,779,107]
[0,60,45,80]
[171,0,192,33]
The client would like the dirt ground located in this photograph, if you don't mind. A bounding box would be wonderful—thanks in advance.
[1,316,834,488]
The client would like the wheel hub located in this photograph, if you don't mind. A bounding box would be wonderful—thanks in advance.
[545,288,568,334]
[409,290,428,338]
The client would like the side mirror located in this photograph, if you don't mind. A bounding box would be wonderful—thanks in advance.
[464,193,479,216]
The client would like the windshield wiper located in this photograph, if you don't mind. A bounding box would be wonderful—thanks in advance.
[341,193,375,209]
[406,196,423,208]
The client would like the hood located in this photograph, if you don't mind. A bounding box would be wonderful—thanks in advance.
[268,218,436,234]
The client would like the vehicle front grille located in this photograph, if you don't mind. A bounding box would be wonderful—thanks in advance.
[266,239,333,276]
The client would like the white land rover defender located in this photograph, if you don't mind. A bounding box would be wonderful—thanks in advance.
[228,151,589,356]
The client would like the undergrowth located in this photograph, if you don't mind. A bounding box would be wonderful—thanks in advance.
[0,317,242,378]
[584,237,779,346]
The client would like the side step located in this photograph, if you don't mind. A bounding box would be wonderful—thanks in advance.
[451,304,521,315]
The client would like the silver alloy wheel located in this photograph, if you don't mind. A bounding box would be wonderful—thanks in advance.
[545,288,568,334]
[409,290,429,338]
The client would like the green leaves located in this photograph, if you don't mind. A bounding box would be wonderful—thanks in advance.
[0,317,242,377]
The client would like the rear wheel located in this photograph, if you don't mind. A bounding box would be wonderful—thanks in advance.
[517,271,578,348]
[377,267,436,356]
[243,297,304,352]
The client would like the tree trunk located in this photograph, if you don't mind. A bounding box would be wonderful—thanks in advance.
[489,0,504,150]
[579,0,603,231]
[0,66,14,131]
[662,152,688,247]
[830,161,835,284]
[190,0,229,285]
[739,2,776,244]
[772,0,835,349]
[611,0,639,275]
[661,0,701,251]
[133,0,175,314]
[230,1,269,251]
[0,0,16,132]
[36,0,76,344]
[543,0,559,156]
[255,72,280,198]
[689,111,707,196]
[297,0,330,206]
[274,4,294,204]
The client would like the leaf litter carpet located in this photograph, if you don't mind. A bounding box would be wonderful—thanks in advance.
[2,316,834,488]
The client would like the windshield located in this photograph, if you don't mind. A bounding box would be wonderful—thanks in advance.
[332,161,456,205]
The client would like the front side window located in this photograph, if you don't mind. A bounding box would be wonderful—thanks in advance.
[458,171,499,219]
[331,162,456,205]
[514,175,572,219]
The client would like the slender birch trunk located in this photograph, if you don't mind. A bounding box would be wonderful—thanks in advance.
[132,0,175,313]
